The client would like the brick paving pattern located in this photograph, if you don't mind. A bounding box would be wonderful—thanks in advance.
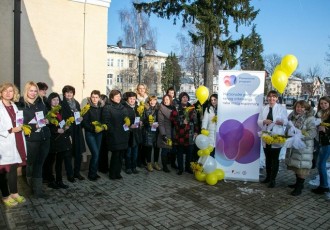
[1,162,329,229]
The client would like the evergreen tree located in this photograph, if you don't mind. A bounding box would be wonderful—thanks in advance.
[134,0,258,92]
[161,53,181,93]
[240,25,264,71]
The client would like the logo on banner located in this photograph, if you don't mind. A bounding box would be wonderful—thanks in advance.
[224,75,237,86]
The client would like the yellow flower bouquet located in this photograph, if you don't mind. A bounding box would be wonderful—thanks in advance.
[124,116,131,127]
[190,162,203,173]
[148,115,155,125]
[137,101,145,117]
[92,121,108,133]
[65,117,75,127]
[212,115,217,123]
[184,105,195,121]
[261,131,286,145]
[80,104,90,117]
[22,124,32,136]
[46,105,61,126]
[320,122,330,127]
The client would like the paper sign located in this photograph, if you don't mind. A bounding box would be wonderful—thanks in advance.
[35,111,46,128]
[134,117,140,127]
[123,124,129,131]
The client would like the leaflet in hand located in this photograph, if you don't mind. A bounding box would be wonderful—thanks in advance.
[151,122,158,131]
[59,120,65,129]
[16,110,23,127]
[74,111,81,125]
[134,117,140,127]
[35,111,46,128]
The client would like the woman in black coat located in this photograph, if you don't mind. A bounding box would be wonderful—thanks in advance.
[102,90,129,180]
[43,92,72,189]
[61,85,86,181]
[17,81,51,198]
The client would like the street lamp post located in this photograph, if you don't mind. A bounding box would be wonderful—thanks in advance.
[137,44,146,84]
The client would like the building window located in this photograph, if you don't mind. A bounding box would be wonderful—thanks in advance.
[154,61,158,70]
[129,60,133,68]
[129,75,133,84]
[117,59,120,67]
[121,59,124,67]
[107,74,113,85]
[110,59,114,67]
[117,75,122,83]
[161,63,165,71]
[107,59,110,66]
[144,61,148,69]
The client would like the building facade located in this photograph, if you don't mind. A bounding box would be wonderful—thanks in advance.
[106,44,167,96]
[0,0,111,102]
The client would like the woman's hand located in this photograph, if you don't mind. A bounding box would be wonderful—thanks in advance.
[319,126,326,133]
[263,119,272,125]
[11,126,22,133]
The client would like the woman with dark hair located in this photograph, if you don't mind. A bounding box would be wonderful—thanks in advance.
[102,90,129,180]
[98,94,109,173]
[257,90,288,188]
[312,96,330,194]
[285,100,316,196]
[43,92,72,189]
[124,92,142,174]
[157,94,174,172]
[83,90,104,181]
[0,83,26,206]
[142,95,160,172]
[61,85,86,181]
[171,92,199,175]
[201,94,218,157]
[17,81,51,198]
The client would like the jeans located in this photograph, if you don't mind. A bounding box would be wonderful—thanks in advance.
[126,146,138,170]
[85,131,102,178]
[318,145,330,188]
[26,139,50,179]
[177,145,194,172]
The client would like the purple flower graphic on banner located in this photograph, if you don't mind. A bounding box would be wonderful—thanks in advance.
[216,114,260,164]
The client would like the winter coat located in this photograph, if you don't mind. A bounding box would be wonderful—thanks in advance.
[157,104,173,149]
[48,107,72,154]
[201,106,217,147]
[0,102,25,165]
[82,99,103,133]
[318,114,330,146]
[142,103,159,147]
[170,102,199,146]
[124,103,142,147]
[61,98,86,154]
[257,103,288,148]
[16,97,51,142]
[102,100,129,151]
[285,111,317,169]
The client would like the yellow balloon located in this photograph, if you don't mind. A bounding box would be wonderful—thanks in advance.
[280,54,298,76]
[214,168,225,180]
[195,171,206,182]
[274,65,289,78]
[202,148,211,156]
[197,149,204,157]
[201,129,210,136]
[205,173,218,185]
[196,86,209,105]
[271,70,288,94]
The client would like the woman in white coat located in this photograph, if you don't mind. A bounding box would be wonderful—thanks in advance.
[0,83,27,207]
[201,94,218,157]
[257,90,288,188]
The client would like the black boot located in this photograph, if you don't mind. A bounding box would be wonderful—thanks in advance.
[288,174,298,188]
[268,180,276,188]
[261,168,271,183]
[291,178,305,196]
[161,156,170,173]
[32,178,49,199]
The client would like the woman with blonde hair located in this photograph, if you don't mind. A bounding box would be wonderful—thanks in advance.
[0,83,27,206]
[136,83,149,104]
[17,81,51,198]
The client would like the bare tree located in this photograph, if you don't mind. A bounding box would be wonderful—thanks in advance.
[119,1,157,49]
[263,53,281,75]
[326,36,330,67]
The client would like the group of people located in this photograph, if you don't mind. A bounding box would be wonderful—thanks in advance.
[258,90,330,196]
[0,81,219,207]
[1,82,329,208]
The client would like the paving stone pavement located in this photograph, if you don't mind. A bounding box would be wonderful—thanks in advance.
[1,162,329,230]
